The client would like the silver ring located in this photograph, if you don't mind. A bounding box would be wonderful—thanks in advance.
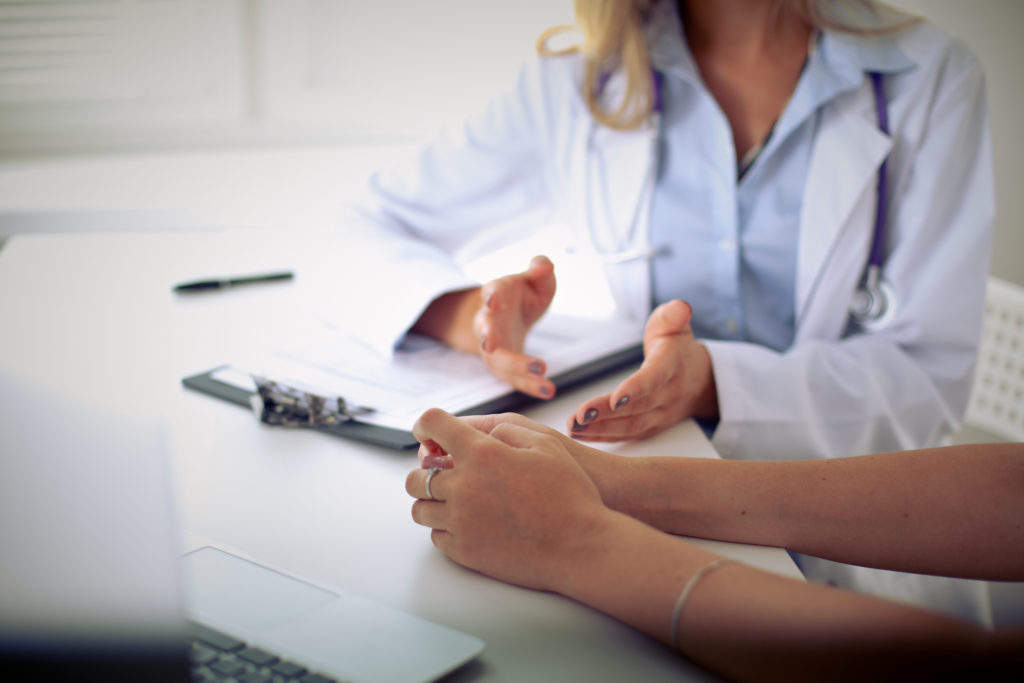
[424,466,441,501]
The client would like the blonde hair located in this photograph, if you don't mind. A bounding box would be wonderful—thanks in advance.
[538,0,917,131]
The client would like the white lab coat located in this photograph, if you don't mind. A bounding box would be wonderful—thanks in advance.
[332,19,995,620]
[339,19,993,462]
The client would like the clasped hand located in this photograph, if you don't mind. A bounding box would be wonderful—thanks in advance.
[405,409,616,593]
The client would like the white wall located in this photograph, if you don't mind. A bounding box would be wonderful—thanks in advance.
[0,0,575,156]
[0,0,1020,290]
[0,0,574,235]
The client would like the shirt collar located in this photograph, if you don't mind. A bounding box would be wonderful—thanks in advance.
[820,29,916,78]
[786,29,915,127]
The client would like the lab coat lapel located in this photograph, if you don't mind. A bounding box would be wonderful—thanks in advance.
[796,87,892,341]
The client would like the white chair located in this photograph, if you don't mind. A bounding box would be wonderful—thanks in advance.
[963,276,1024,442]
[960,276,1024,628]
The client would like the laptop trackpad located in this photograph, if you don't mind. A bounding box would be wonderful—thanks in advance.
[181,546,484,682]
[182,546,337,634]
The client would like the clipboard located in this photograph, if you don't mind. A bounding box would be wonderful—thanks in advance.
[182,342,642,450]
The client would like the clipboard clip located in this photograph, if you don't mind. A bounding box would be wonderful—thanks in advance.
[250,376,374,428]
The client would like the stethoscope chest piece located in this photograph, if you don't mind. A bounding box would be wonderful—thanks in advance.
[849,268,897,330]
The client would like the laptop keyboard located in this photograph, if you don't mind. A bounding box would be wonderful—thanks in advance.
[189,622,340,683]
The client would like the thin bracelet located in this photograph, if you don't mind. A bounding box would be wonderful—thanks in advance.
[669,558,736,650]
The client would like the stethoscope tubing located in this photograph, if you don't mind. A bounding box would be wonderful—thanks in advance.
[868,71,889,271]
[585,67,894,325]
[850,71,896,328]
[582,70,664,261]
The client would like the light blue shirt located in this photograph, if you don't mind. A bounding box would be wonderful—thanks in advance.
[647,11,875,351]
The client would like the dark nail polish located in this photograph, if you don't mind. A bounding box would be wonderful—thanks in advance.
[615,396,630,410]
[539,384,552,397]
[528,361,544,376]
[583,408,598,423]
[571,419,586,432]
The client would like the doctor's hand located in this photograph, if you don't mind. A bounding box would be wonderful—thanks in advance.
[405,408,613,593]
[567,300,718,442]
[410,256,556,399]
[476,255,557,399]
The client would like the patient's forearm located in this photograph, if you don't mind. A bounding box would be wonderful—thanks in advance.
[592,443,1024,580]
[561,509,1011,683]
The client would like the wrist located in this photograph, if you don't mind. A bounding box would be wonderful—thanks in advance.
[564,447,699,530]
[551,508,724,644]
[568,444,637,513]
[590,457,711,537]
[543,506,634,596]
[411,287,482,354]
[692,344,719,420]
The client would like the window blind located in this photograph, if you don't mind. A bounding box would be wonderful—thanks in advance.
[0,0,239,103]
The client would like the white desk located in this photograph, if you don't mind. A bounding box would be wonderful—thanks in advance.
[0,232,801,682]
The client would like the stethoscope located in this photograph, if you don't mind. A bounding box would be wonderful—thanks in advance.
[848,71,896,328]
[584,68,896,327]
[580,70,665,265]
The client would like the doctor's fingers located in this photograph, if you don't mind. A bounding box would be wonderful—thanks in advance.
[566,370,671,431]
[474,300,526,355]
[482,261,555,321]
[569,406,680,442]
[479,270,531,315]
[612,349,687,405]
[523,255,556,301]
[483,347,556,399]
[644,299,694,340]
[568,389,655,433]
[567,391,617,432]
[492,255,554,296]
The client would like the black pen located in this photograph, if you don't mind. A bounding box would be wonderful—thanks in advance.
[173,271,294,293]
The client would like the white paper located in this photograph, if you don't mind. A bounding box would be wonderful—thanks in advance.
[213,314,642,432]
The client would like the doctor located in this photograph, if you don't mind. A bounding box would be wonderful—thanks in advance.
[336,0,994,617]
[341,0,993,460]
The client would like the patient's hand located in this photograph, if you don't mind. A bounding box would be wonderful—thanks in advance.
[417,412,632,514]
[406,408,611,593]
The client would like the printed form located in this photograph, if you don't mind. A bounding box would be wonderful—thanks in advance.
[212,313,642,432]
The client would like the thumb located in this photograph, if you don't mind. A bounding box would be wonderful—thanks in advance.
[412,408,488,465]
[526,254,554,276]
[645,299,693,340]
[489,420,553,451]
[526,255,556,290]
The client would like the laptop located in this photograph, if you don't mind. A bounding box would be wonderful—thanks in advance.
[0,374,483,682]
